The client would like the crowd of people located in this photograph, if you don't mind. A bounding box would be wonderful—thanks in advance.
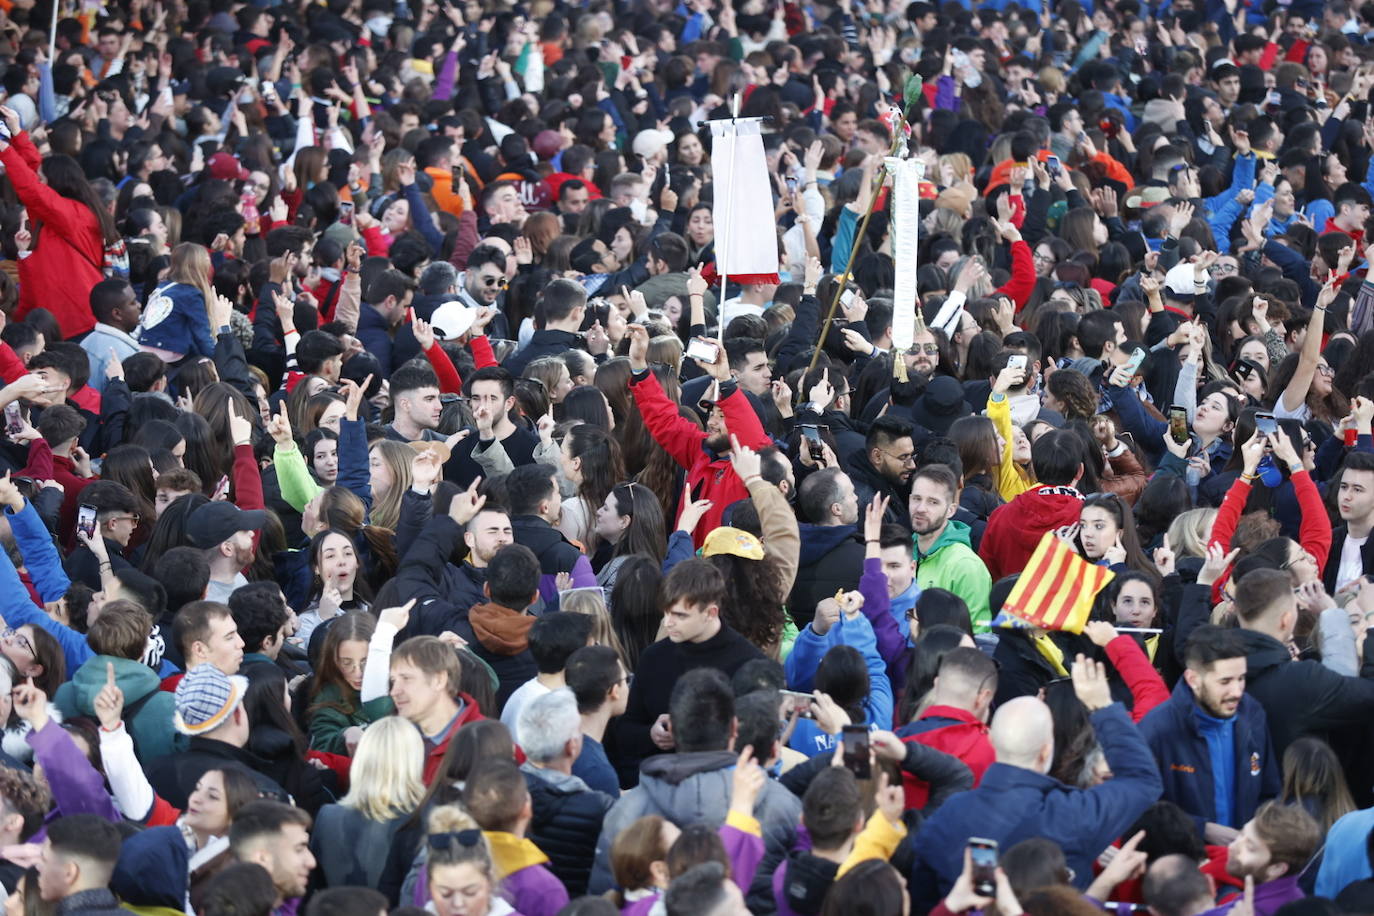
[5,0,1374,913]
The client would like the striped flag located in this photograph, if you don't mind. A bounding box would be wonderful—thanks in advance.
[998,533,1114,634]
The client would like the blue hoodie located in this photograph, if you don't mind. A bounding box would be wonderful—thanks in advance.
[784,612,893,756]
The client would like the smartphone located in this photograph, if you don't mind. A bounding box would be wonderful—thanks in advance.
[686,337,720,364]
[801,424,825,462]
[1266,90,1282,107]
[1122,347,1148,376]
[1255,411,1278,437]
[840,288,857,308]
[3,402,21,437]
[77,504,97,541]
[841,724,871,779]
[212,475,230,501]
[968,838,999,897]
[1007,353,1027,371]
[338,199,355,226]
[260,79,276,99]
[1169,405,1189,445]
[1046,155,1061,177]
[778,689,813,718]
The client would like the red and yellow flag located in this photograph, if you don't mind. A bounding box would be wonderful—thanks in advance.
[999,532,1115,634]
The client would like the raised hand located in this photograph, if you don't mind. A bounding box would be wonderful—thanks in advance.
[93,661,125,731]
[378,598,417,631]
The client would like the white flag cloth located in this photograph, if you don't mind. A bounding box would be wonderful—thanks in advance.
[709,118,780,285]
[886,156,924,351]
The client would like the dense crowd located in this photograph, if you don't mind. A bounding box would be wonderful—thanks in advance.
[6,0,1374,914]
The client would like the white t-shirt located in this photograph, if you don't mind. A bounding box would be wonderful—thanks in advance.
[500,678,553,737]
[1337,534,1369,593]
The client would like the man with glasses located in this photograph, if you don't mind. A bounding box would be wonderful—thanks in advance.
[61,480,138,590]
[457,246,510,314]
[845,415,917,528]
[565,644,630,797]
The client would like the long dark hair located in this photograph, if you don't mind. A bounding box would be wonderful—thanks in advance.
[896,624,967,724]
[40,154,120,244]
[608,555,663,669]
[242,662,307,759]
[608,483,667,565]
[566,424,624,550]
[1077,492,1161,589]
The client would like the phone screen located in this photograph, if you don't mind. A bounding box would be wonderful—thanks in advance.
[841,725,871,779]
[1007,354,1027,371]
[968,838,999,896]
[3,402,21,436]
[779,690,813,718]
[339,200,354,226]
[77,505,97,541]
[801,425,824,461]
[1169,406,1189,445]
[1046,155,1061,176]
[1255,412,1278,437]
[686,338,720,364]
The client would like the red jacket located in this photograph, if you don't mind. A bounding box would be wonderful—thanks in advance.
[1104,634,1169,723]
[423,692,486,785]
[629,372,771,546]
[978,486,1084,583]
[896,704,994,810]
[2,133,104,338]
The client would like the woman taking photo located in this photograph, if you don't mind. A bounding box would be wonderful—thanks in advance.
[0,106,119,339]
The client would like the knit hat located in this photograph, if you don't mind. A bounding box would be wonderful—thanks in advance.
[701,527,764,561]
[174,665,248,736]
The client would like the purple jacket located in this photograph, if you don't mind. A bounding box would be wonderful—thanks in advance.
[29,720,121,836]
[1201,876,1304,916]
[503,863,568,916]
[618,821,763,916]
[858,557,909,693]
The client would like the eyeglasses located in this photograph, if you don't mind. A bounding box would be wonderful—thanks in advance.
[110,514,140,525]
[879,448,916,466]
[1316,365,1335,377]
[1209,262,1238,276]
[1,628,33,658]
[479,274,507,288]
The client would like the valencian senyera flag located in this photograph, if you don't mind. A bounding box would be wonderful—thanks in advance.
[994,532,1114,634]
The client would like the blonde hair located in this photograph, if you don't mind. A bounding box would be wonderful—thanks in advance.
[1167,508,1218,559]
[938,153,974,187]
[426,804,497,887]
[368,439,415,531]
[338,717,426,822]
[167,242,218,331]
[647,335,683,373]
[559,587,628,667]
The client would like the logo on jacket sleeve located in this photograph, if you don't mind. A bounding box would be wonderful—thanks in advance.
[1251,752,1260,776]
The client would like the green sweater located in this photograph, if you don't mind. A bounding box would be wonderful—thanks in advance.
[307,682,395,755]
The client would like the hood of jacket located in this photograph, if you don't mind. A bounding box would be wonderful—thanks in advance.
[468,603,534,654]
[917,518,974,560]
[70,655,162,713]
[1003,486,1083,528]
[798,523,861,564]
[637,750,738,824]
[1240,628,1292,677]
[782,851,841,916]
[109,826,189,909]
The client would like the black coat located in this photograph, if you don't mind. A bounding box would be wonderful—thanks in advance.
[144,736,289,809]
[523,767,614,897]
[844,448,910,529]
[788,523,864,628]
[1323,525,1374,594]
[503,329,584,377]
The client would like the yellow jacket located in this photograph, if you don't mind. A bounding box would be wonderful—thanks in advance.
[986,393,1035,502]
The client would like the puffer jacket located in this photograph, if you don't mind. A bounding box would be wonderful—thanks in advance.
[786,523,864,627]
[522,764,614,897]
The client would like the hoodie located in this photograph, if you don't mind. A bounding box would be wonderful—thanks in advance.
[54,655,179,760]
[589,750,801,896]
[915,522,993,631]
[455,603,538,709]
[786,524,864,628]
[978,485,1084,583]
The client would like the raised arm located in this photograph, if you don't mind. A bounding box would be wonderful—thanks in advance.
[1282,272,1339,414]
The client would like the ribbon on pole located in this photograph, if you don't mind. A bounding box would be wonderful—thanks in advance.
[885,156,925,382]
[709,115,780,333]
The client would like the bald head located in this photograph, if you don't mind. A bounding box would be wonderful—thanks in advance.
[1143,854,1212,916]
[990,696,1054,772]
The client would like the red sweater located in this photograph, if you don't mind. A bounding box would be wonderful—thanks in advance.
[1208,469,1331,572]
[423,693,486,785]
[978,486,1084,583]
[2,133,104,338]
[897,704,995,809]
[629,373,772,546]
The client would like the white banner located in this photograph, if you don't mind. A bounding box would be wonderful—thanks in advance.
[886,157,924,351]
[709,118,781,284]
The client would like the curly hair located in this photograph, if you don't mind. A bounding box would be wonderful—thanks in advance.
[1046,369,1099,422]
[0,767,51,840]
[705,553,788,650]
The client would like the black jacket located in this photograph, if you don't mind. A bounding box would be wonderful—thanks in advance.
[503,329,585,377]
[55,889,126,916]
[523,766,614,897]
[843,448,910,529]
[1323,525,1374,593]
[396,515,490,634]
[787,523,864,628]
[144,736,289,809]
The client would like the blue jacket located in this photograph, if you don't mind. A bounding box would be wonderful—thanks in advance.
[1137,678,1279,833]
[0,501,177,678]
[1316,807,1374,897]
[909,703,1163,914]
[136,282,216,359]
[784,612,893,756]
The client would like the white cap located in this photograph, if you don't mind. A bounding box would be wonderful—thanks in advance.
[1163,262,1198,299]
[429,301,478,340]
[632,128,675,160]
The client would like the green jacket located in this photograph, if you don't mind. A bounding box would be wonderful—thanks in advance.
[914,520,993,632]
[307,681,395,755]
[55,655,181,760]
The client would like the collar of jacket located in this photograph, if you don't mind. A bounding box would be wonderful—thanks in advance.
[483,830,550,879]
[56,888,121,916]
